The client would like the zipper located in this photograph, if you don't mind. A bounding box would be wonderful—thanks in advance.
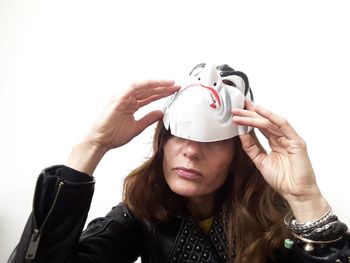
[25,180,65,261]
[25,228,41,261]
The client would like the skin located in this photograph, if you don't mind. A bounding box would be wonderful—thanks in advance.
[232,100,329,221]
[67,80,329,223]
[162,136,235,220]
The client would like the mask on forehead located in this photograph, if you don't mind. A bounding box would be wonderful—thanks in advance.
[163,63,254,142]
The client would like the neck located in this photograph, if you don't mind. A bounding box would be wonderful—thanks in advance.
[186,193,216,221]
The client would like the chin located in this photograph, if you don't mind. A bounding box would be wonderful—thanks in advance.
[168,179,208,198]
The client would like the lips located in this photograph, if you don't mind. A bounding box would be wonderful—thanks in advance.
[173,167,202,179]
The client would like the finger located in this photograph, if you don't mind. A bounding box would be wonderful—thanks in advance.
[137,91,176,108]
[135,110,163,135]
[233,115,283,136]
[133,79,177,89]
[258,127,282,141]
[122,80,179,99]
[254,105,299,139]
[131,80,180,98]
[232,100,260,118]
[235,116,293,153]
[233,103,285,138]
[232,100,279,140]
[232,108,259,118]
[245,99,255,111]
[234,101,299,140]
[134,85,180,100]
[232,100,256,115]
[239,133,267,171]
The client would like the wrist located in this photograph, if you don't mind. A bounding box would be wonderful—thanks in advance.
[66,140,108,176]
[285,194,330,222]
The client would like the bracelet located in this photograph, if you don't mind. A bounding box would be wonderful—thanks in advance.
[291,232,344,252]
[284,207,335,234]
[302,221,348,241]
[296,215,339,235]
[284,207,348,252]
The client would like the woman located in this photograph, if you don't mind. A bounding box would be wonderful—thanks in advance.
[9,64,350,263]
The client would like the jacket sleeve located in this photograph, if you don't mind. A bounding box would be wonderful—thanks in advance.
[7,165,141,263]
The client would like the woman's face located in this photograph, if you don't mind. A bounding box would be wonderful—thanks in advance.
[162,135,236,198]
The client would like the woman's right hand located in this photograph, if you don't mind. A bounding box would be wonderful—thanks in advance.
[88,80,179,150]
[66,80,180,175]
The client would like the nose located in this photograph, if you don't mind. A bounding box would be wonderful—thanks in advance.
[182,140,202,160]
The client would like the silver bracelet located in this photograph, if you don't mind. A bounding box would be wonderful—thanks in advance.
[291,232,343,252]
[302,220,339,238]
[284,206,334,233]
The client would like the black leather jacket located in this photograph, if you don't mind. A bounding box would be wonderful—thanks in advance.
[8,165,350,263]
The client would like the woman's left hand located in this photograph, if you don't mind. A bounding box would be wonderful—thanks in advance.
[232,100,329,220]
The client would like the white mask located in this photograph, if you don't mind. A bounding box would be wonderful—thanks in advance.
[163,63,253,142]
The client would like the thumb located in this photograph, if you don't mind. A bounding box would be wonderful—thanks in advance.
[136,110,163,135]
[239,133,266,170]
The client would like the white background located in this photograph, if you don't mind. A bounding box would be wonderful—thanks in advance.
[1,0,350,261]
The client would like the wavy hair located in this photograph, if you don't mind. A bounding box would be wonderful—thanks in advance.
[123,121,290,263]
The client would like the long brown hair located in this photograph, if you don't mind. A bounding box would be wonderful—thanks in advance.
[123,121,290,263]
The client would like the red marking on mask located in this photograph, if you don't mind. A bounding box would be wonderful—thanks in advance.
[185,83,221,108]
